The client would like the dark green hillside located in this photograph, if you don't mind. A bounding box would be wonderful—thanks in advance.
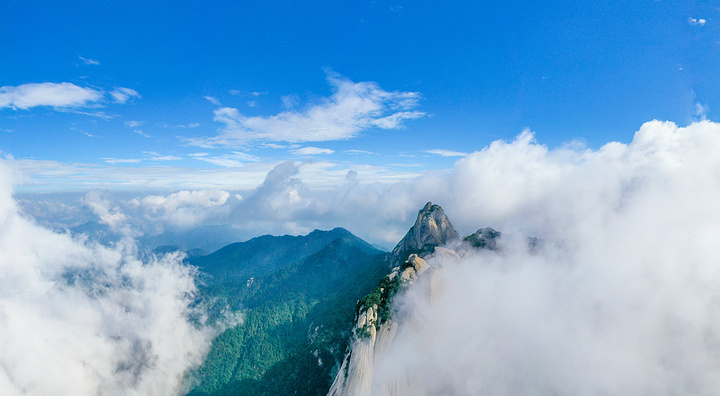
[190,227,363,285]
[188,230,388,396]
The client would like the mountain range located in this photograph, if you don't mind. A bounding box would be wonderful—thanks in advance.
[183,202,499,395]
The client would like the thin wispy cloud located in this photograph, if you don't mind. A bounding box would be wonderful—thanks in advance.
[110,87,141,104]
[190,151,261,167]
[197,71,425,146]
[103,158,142,164]
[124,120,144,128]
[695,102,708,120]
[78,56,100,65]
[228,90,265,97]
[144,151,182,161]
[688,17,707,26]
[291,147,335,155]
[425,149,470,157]
[0,82,103,110]
[231,151,261,162]
[133,130,151,138]
[345,149,378,155]
[281,94,300,109]
[204,96,222,106]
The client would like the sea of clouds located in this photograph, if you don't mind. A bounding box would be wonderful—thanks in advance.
[5,119,720,394]
[368,120,720,395]
[0,165,212,395]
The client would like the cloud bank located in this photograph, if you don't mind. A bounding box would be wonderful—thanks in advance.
[0,163,212,395]
[363,120,720,394]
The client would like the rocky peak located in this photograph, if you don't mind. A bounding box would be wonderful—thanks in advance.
[390,202,459,265]
[462,227,501,250]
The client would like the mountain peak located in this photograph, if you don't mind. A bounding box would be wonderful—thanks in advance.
[390,202,459,265]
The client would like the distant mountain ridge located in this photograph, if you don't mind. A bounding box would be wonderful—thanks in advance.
[190,227,366,285]
[187,227,389,396]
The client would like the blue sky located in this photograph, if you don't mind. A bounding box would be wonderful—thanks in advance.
[1,0,719,192]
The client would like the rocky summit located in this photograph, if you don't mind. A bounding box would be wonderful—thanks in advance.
[329,202,503,396]
[389,202,459,265]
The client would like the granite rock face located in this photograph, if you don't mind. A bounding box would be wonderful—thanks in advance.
[389,202,459,265]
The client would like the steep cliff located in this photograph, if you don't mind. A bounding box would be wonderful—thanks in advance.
[328,203,498,396]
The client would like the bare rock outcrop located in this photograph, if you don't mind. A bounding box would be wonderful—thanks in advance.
[389,202,458,265]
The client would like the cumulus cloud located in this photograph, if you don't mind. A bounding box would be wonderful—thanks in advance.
[291,146,335,155]
[82,190,129,229]
[356,120,720,394]
[198,72,425,146]
[130,190,232,228]
[0,162,212,396]
[110,87,141,104]
[0,83,103,110]
[688,17,707,26]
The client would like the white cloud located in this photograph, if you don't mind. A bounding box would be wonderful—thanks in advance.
[82,189,129,228]
[359,120,720,395]
[200,72,425,146]
[345,149,378,155]
[688,17,707,26]
[281,94,300,109]
[133,130,151,138]
[231,151,261,162]
[187,151,261,168]
[0,164,212,395]
[204,96,221,106]
[190,155,245,168]
[110,87,141,104]
[0,83,103,110]
[78,56,100,65]
[695,102,708,120]
[130,190,232,228]
[262,143,289,149]
[425,149,470,157]
[144,152,182,161]
[175,123,201,128]
[102,158,142,164]
[125,120,143,128]
[291,146,335,155]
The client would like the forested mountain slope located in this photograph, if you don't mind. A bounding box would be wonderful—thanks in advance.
[187,228,389,395]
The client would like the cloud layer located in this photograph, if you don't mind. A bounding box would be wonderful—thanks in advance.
[362,120,720,394]
[0,164,211,395]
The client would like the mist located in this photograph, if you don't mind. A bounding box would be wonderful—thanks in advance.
[364,120,720,395]
[0,164,212,395]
